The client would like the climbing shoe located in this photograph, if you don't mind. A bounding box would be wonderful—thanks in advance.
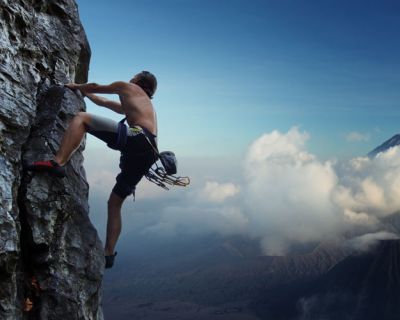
[25,160,66,178]
[105,252,117,269]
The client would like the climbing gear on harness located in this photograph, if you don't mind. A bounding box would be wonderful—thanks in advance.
[141,138,190,190]
[145,162,190,190]
[158,151,177,175]
[25,160,66,178]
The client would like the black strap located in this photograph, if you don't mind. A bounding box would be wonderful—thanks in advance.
[116,117,128,149]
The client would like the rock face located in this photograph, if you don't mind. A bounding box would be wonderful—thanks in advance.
[0,1,104,319]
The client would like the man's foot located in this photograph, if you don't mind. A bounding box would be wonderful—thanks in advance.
[25,160,66,178]
[105,252,117,269]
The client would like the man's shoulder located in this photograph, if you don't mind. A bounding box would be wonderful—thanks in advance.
[111,81,131,89]
[114,81,143,95]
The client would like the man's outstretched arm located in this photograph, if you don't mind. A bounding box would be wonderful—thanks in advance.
[65,81,129,95]
[84,93,124,114]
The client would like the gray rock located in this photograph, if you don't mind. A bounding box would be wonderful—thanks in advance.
[0,1,103,319]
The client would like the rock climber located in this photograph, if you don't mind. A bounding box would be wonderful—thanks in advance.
[27,71,158,269]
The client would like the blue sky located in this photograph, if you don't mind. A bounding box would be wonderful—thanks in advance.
[76,0,400,159]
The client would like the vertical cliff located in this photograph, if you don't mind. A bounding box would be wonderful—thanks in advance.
[0,0,104,319]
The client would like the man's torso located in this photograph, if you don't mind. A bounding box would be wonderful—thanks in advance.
[119,83,157,136]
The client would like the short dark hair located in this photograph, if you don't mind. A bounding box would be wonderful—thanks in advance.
[134,71,157,99]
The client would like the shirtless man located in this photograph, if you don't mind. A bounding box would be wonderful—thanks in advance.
[28,71,158,269]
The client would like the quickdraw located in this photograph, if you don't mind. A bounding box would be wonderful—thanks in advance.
[145,161,190,190]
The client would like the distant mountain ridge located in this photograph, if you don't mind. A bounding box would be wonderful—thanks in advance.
[368,134,400,157]
[294,239,400,320]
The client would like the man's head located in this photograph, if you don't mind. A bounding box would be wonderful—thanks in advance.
[130,71,157,99]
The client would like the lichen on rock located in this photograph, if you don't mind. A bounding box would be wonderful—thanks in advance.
[0,1,104,319]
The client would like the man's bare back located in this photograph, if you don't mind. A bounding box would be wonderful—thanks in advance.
[118,82,157,136]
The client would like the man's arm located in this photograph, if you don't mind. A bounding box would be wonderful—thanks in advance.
[85,93,124,114]
[65,81,129,95]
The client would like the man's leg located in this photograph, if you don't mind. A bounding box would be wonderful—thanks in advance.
[104,191,126,256]
[26,112,92,176]
[55,112,92,166]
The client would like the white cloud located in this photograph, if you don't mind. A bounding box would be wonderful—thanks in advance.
[345,131,370,142]
[346,231,399,252]
[334,146,400,217]
[242,128,343,254]
[200,181,240,203]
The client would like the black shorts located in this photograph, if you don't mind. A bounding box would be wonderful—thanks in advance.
[86,114,157,199]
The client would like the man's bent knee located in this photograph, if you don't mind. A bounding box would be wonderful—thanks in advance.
[76,112,92,124]
[74,112,93,131]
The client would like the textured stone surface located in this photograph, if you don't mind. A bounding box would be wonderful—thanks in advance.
[0,1,103,319]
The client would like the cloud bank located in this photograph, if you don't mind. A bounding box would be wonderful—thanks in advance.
[86,128,400,255]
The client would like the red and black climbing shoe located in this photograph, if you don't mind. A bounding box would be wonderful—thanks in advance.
[26,160,66,178]
[105,252,117,269]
